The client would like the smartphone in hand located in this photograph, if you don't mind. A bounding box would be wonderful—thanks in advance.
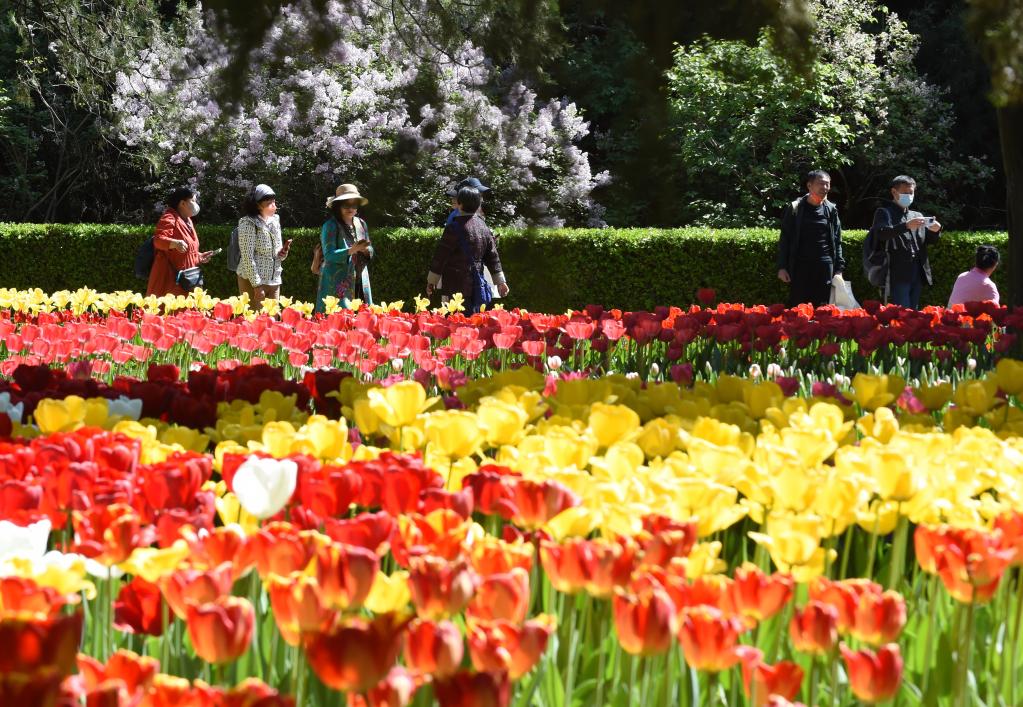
[209,248,223,256]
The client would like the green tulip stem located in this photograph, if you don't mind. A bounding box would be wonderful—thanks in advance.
[886,510,908,590]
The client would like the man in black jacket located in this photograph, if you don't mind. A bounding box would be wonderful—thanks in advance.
[868,175,943,309]
[776,170,846,307]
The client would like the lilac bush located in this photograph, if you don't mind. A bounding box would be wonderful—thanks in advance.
[112,2,608,226]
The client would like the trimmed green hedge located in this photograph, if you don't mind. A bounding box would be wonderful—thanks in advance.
[0,223,1007,311]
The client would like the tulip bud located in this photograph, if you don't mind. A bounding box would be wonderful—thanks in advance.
[546,355,562,371]
[612,585,677,656]
[789,600,838,655]
[840,643,903,703]
[404,619,464,677]
[231,456,297,520]
[185,596,254,664]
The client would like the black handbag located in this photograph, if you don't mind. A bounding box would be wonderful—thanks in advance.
[175,266,204,291]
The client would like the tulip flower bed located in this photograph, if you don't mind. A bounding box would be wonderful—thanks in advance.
[3,290,1023,706]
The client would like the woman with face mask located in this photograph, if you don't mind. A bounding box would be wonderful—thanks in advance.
[146,186,216,297]
[866,175,943,309]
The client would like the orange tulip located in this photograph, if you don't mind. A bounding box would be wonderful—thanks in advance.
[913,524,944,575]
[220,678,294,707]
[466,568,531,624]
[0,610,82,676]
[185,596,254,664]
[346,666,418,707]
[315,541,379,610]
[392,510,472,567]
[434,670,510,707]
[789,601,838,655]
[404,619,464,678]
[137,674,220,707]
[159,564,235,619]
[407,556,477,620]
[72,503,151,565]
[183,525,250,579]
[612,584,678,656]
[850,590,906,645]
[994,510,1023,564]
[809,578,882,633]
[539,537,637,598]
[723,564,794,623]
[76,649,159,703]
[840,643,903,703]
[0,577,69,618]
[920,525,1016,604]
[639,515,698,566]
[507,479,580,530]
[304,613,410,693]
[467,616,556,679]
[737,646,804,707]
[265,572,333,646]
[678,606,745,672]
[470,535,534,576]
[241,522,320,579]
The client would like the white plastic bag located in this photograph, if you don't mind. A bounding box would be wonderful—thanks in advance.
[830,273,860,311]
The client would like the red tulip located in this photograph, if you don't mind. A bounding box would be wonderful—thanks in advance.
[678,606,745,672]
[789,601,839,655]
[470,535,534,576]
[466,568,531,624]
[304,613,409,693]
[612,584,678,656]
[220,678,295,707]
[539,537,637,598]
[809,578,882,633]
[241,522,320,579]
[506,479,580,530]
[0,577,70,618]
[185,596,254,664]
[408,555,477,620]
[72,503,152,565]
[840,643,903,703]
[404,619,464,678]
[0,667,64,707]
[0,610,82,676]
[434,670,511,707]
[346,666,418,707]
[639,515,698,566]
[919,525,1016,604]
[114,576,166,637]
[723,564,794,623]
[323,511,395,555]
[76,649,159,702]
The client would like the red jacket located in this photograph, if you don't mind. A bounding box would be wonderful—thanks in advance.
[146,208,202,297]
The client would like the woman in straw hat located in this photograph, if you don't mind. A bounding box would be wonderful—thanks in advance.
[315,184,374,312]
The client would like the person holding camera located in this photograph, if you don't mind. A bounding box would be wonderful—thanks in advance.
[315,184,374,313]
[868,175,942,309]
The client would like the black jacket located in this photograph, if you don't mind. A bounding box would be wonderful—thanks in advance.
[776,196,845,279]
[428,214,506,300]
[868,201,941,286]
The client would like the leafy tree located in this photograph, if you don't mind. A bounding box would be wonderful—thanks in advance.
[665,0,991,228]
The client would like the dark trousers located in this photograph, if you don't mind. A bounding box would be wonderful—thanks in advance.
[788,261,833,307]
[888,265,922,309]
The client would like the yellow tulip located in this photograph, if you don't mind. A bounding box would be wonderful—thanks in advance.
[160,425,211,453]
[856,500,901,535]
[365,571,411,614]
[952,377,1000,417]
[914,382,953,411]
[119,541,192,583]
[545,506,600,540]
[586,403,641,448]
[744,380,784,419]
[34,396,88,434]
[4,553,96,599]
[857,407,900,444]
[851,374,897,410]
[635,417,681,459]
[995,358,1023,395]
[424,410,484,458]
[476,397,529,446]
[679,542,727,579]
[301,416,352,460]
[368,381,439,428]
[215,491,260,533]
[872,450,921,502]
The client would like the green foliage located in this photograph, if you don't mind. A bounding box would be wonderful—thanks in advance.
[665,0,993,229]
[0,222,1007,311]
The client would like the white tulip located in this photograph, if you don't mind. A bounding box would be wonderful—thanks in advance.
[0,518,51,561]
[107,396,143,421]
[392,358,404,372]
[0,392,24,424]
[232,455,298,519]
[547,356,563,371]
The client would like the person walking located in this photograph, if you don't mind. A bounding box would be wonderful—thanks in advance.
[427,186,508,312]
[235,184,291,308]
[868,175,943,309]
[315,184,374,313]
[776,170,846,307]
[146,187,215,297]
[947,245,1000,307]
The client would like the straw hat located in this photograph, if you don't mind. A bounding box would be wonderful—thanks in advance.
[326,184,368,208]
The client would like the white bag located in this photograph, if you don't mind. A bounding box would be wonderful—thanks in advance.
[829,273,860,311]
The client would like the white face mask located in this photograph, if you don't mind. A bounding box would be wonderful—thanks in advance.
[189,199,201,216]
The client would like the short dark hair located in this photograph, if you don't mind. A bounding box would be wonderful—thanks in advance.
[166,187,194,210]
[457,186,482,214]
[242,189,275,217]
[976,245,1000,270]
[890,175,917,190]
[805,170,830,186]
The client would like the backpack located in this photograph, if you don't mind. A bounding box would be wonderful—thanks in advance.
[134,237,155,280]
[227,225,241,272]
[863,228,889,288]
[455,220,493,313]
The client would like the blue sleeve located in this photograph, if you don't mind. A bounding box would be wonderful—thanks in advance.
[321,220,348,265]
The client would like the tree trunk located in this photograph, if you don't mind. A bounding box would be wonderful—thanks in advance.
[999,103,1023,306]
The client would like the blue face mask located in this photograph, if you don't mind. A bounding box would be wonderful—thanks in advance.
[896,193,914,209]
